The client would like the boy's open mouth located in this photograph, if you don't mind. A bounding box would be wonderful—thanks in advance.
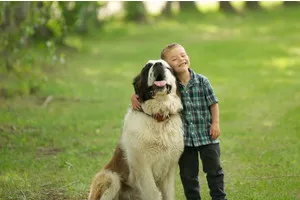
[179,62,187,67]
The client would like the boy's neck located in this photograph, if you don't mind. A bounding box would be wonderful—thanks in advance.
[178,69,191,86]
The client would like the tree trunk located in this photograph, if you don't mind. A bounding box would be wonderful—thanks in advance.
[219,1,236,13]
[161,1,173,17]
[283,1,300,6]
[14,2,30,25]
[0,2,31,71]
[245,1,261,10]
[179,1,199,13]
[124,2,147,23]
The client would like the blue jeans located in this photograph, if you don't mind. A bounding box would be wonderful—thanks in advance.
[179,143,227,200]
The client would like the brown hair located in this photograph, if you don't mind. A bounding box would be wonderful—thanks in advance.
[160,43,183,60]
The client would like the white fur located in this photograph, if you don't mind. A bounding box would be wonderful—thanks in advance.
[121,108,183,200]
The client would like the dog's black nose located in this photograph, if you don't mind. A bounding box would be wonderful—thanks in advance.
[154,62,162,67]
[153,62,165,81]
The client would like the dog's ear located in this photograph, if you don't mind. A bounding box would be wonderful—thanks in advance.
[133,62,153,101]
[132,73,141,96]
[166,67,181,97]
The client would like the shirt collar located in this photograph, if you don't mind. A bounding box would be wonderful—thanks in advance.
[179,68,199,87]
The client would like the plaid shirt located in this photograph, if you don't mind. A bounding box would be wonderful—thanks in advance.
[179,69,219,147]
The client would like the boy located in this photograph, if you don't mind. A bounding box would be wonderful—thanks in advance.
[131,43,227,200]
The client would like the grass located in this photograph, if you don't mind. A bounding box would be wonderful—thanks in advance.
[1,7,300,200]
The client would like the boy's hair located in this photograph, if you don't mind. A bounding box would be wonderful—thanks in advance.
[160,43,183,60]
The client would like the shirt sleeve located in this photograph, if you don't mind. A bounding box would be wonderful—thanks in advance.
[203,78,218,106]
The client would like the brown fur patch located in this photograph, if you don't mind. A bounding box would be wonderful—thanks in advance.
[89,172,112,200]
[104,144,129,181]
[89,144,130,200]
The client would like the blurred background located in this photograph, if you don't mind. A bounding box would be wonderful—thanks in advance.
[1,1,299,97]
[0,1,300,200]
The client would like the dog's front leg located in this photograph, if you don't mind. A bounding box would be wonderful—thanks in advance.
[140,168,162,200]
[128,167,162,200]
[158,165,177,200]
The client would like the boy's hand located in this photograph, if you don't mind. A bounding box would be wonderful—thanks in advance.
[131,94,141,110]
[210,122,220,140]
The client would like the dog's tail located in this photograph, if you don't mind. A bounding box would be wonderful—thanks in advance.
[88,170,121,200]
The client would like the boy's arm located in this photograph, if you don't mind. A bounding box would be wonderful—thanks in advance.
[202,77,220,139]
[210,103,220,140]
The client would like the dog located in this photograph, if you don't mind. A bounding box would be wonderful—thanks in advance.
[88,59,184,200]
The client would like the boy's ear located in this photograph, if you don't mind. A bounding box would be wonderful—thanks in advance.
[132,73,141,96]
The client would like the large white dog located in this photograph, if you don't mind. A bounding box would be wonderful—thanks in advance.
[88,60,184,200]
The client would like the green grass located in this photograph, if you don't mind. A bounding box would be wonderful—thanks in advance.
[1,7,300,200]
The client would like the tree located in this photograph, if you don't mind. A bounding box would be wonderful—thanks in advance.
[245,1,261,10]
[179,1,199,13]
[161,1,173,17]
[219,1,236,13]
[124,1,148,23]
[0,2,38,71]
[283,1,300,6]
[59,2,103,34]
[0,2,60,97]
[33,2,56,41]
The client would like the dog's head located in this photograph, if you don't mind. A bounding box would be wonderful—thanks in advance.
[133,60,178,103]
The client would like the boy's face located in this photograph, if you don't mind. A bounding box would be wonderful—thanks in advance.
[164,46,190,74]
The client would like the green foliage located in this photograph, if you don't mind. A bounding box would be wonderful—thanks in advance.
[0,2,61,97]
[0,1,101,98]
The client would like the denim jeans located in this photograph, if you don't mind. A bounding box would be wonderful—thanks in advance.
[179,143,227,200]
